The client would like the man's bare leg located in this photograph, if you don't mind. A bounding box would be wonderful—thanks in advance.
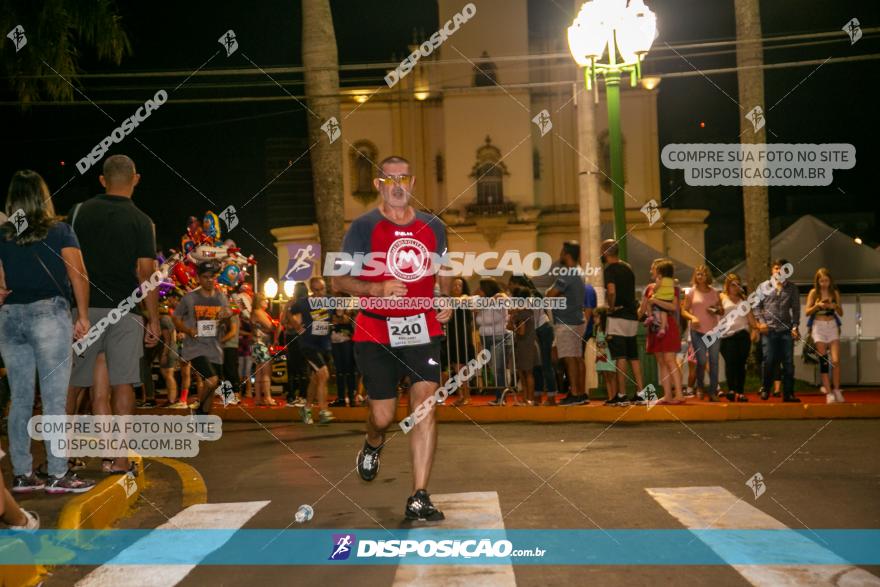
[408,381,438,492]
[365,397,395,449]
[110,383,134,472]
[315,366,329,412]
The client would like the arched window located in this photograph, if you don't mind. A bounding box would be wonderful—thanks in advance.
[473,51,497,86]
[468,136,512,215]
[350,141,379,204]
[476,163,503,204]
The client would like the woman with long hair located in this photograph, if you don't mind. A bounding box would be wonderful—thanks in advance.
[683,264,723,401]
[719,273,758,402]
[250,293,276,406]
[475,278,512,405]
[639,259,685,404]
[806,268,845,402]
[0,171,94,493]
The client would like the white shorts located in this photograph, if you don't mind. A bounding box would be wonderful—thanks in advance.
[811,319,839,344]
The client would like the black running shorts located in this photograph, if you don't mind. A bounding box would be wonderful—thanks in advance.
[354,337,442,400]
[190,356,222,380]
[300,345,331,372]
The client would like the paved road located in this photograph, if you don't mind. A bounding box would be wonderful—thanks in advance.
[46,418,880,586]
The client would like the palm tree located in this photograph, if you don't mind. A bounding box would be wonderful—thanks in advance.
[0,0,130,107]
[301,0,344,255]
[734,0,770,292]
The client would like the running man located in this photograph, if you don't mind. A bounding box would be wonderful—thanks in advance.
[334,155,453,521]
[287,277,335,425]
[172,261,230,415]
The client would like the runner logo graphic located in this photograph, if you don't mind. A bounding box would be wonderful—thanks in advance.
[321,117,341,143]
[219,30,238,56]
[746,105,765,132]
[9,209,28,235]
[329,533,356,560]
[746,472,766,500]
[842,18,862,44]
[6,25,26,52]
[640,199,661,226]
[532,109,552,137]
[220,205,239,231]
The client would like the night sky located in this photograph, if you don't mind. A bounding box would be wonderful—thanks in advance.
[2,0,878,275]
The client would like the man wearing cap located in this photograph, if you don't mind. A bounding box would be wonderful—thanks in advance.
[172,260,230,414]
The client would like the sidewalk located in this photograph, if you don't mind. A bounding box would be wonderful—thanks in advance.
[142,389,880,423]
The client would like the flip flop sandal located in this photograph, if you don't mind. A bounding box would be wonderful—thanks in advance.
[107,462,138,477]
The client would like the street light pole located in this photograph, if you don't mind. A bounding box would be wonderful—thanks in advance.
[604,68,628,261]
[568,0,657,264]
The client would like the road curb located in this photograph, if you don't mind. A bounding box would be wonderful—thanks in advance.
[0,537,46,587]
[148,456,208,507]
[0,455,146,587]
[206,401,880,423]
[56,454,146,532]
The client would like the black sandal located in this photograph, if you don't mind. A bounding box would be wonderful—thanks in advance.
[107,461,138,477]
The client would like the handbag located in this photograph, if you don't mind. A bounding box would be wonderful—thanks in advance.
[802,335,820,364]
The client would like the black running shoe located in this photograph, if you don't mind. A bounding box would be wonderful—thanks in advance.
[604,394,628,406]
[405,489,445,521]
[356,440,383,481]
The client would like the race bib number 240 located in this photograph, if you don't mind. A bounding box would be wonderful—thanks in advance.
[387,314,430,348]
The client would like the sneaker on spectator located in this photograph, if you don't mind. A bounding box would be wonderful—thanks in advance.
[12,474,45,494]
[45,472,96,494]
[8,510,39,531]
[683,388,696,398]
[604,394,627,406]
[832,388,845,403]
[188,399,201,410]
[487,399,504,406]
[300,406,314,425]
[167,401,189,409]
[318,409,335,424]
[328,399,347,408]
[559,394,588,406]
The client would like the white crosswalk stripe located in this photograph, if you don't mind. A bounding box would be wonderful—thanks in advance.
[647,486,880,586]
[392,491,516,587]
[74,500,270,587]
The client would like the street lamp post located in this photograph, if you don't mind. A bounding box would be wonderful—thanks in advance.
[568,0,657,262]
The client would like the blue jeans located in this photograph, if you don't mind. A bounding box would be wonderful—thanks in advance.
[691,330,720,394]
[0,297,73,478]
[762,330,794,397]
[533,322,557,396]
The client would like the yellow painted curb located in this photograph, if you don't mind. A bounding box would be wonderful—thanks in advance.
[148,457,208,507]
[213,402,880,423]
[56,454,145,532]
[0,537,46,587]
[1,455,146,587]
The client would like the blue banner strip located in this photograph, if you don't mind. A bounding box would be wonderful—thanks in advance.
[1,530,878,566]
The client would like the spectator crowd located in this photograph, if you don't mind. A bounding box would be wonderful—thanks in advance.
[0,160,850,529]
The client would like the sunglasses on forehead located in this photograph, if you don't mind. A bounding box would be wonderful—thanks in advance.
[377,174,413,186]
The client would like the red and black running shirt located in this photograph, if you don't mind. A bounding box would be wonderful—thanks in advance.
[338,208,448,344]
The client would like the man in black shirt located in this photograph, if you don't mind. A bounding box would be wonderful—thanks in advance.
[68,155,159,474]
[601,239,644,402]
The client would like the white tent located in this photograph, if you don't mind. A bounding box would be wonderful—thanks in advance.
[728,215,880,286]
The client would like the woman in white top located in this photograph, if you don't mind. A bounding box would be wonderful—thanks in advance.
[719,273,759,402]
[805,268,844,403]
[475,278,512,405]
